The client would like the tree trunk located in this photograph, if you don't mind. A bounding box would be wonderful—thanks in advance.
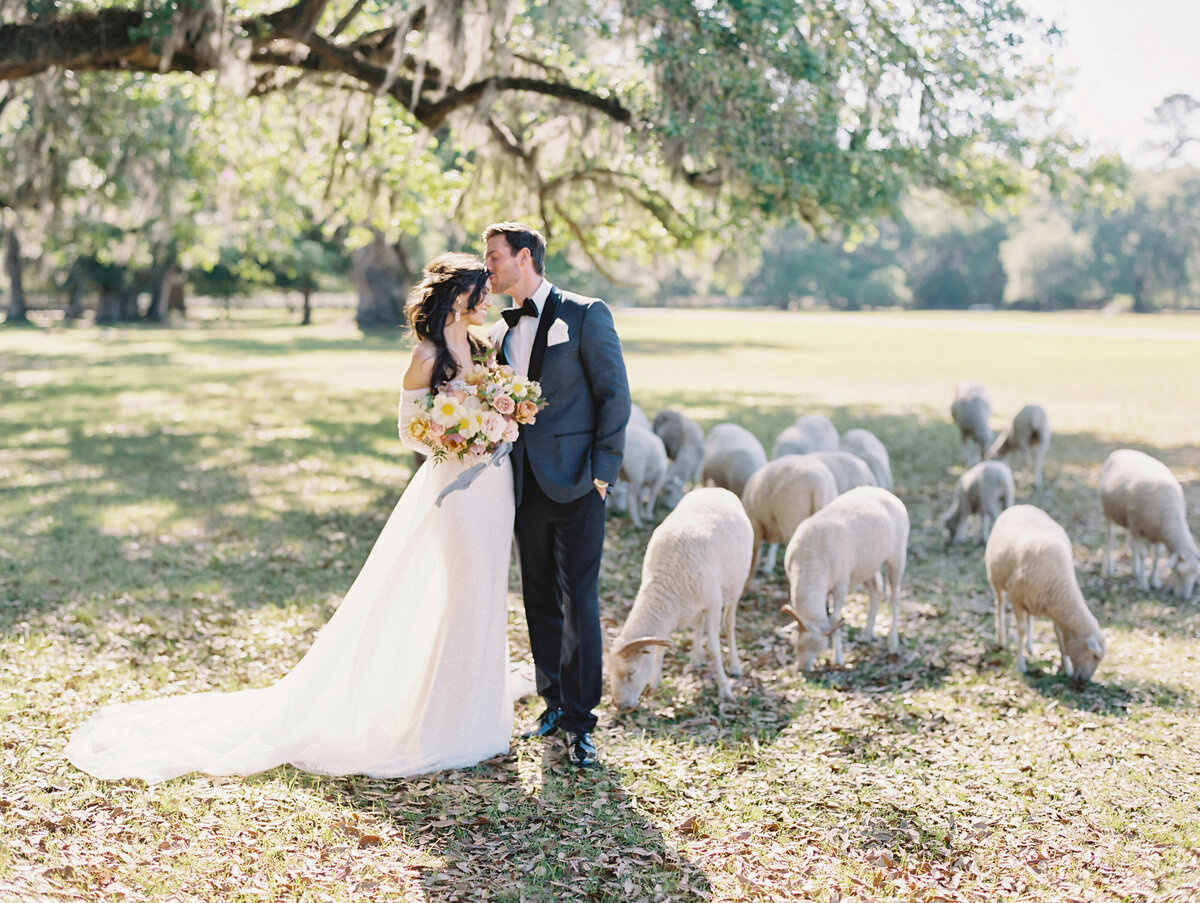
[148,258,181,322]
[65,259,86,320]
[300,288,312,326]
[351,228,406,329]
[1131,272,1152,313]
[95,286,120,323]
[4,227,28,324]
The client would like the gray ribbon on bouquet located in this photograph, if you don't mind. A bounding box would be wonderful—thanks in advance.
[435,441,513,507]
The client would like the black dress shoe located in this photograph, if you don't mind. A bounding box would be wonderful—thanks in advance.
[519,708,561,739]
[563,731,598,768]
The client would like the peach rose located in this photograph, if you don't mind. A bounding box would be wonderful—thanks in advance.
[493,394,515,415]
[516,399,539,424]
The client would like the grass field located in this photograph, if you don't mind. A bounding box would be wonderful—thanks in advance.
[1,307,1199,902]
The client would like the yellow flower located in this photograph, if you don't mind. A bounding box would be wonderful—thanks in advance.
[431,394,467,428]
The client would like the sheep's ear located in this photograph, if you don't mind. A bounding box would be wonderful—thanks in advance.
[614,636,671,658]
[780,605,806,630]
[1087,635,1104,656]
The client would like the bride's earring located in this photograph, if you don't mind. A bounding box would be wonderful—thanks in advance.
[454,308,461,322]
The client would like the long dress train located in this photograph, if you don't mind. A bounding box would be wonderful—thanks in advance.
[65,389,515,783]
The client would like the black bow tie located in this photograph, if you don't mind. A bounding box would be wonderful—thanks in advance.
[502,298,538,328]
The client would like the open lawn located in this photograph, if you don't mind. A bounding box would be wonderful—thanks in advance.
[1,308,1198,902]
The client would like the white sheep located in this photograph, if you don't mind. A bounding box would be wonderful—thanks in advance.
[780,486,909,670]
[985,505,1106,680]
[617,424,668,529]
[771,414,839,458]
[610,404,654,513]
[803,450,878,495]
[839,428,894,491]
[740,455,838,589]
[701,423,767,498]
[653,408,706,510]
[950,381,992,466]
[943,459,1015,544]
[1099,449,1200,597]
[989,404,1051,491]
[607,488,754,706]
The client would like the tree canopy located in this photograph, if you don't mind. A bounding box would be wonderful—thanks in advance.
[1,0,1083,247]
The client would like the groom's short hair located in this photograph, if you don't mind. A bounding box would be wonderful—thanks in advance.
[482,222,546,276]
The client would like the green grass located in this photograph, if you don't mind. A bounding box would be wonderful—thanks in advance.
[1,307,1199,902]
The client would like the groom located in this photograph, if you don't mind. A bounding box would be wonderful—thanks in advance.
[484,222,631,768]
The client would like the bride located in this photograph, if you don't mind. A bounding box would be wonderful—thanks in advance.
[66,253,517,783]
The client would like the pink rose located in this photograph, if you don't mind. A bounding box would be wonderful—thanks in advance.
[426,420,446,439]
[493,394,515,415]
[502,420,520,442]
[516,399,539,424]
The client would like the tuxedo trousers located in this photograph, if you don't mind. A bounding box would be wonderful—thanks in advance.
[514,456,606,734]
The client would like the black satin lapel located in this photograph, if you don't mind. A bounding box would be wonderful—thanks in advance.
[527,289,558,382]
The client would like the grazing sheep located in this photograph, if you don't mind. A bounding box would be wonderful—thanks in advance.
[840,428,894,491]
[943,460,1016,545]
[607,488,754,706]
[629,403,652,432]
[780,486,909,670]
[1099,449,1200,597]
[989,404,1051,491]
[741,455,838,589]
[653,408,706,510]
[617,425,669,529]
[701,423,767,498]
[985,505,1106,680]
[804,450,878,495]
[950,381,993,466]
[771,414,840,458]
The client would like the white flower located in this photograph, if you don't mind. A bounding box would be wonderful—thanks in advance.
[431,393,467,428]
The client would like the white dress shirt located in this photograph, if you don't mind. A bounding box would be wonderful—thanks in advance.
[505,278,551,376]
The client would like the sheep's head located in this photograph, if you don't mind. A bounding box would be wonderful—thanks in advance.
[608,637,671,709]
[1166,551,1200,598]
[661,474,686,511]
[781,605,828,671]
[1065,630,1106,683]
[941,507,963,545]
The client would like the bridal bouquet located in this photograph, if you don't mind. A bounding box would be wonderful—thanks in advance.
[405,355,546,463]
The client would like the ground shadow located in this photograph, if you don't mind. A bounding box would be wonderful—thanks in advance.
[287,753,713,901]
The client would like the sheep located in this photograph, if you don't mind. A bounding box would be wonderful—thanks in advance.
[653,408,706,510]
[701,423,767,498]
[989,404,1051,491]
[771,414,839,458]
[943,459,1016,545]
[985,505,1106,680]
[803,450,878,495]
[1099,449,1200,597]
[950,381,992,466]
[617,424,669,529]
[840,428,894,491]
[610,404,654,513]
[780,486,909,670]
[606,488,754,706]
[740,455,838,589]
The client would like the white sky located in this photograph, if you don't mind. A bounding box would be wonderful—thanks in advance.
[1027,0,1200,166]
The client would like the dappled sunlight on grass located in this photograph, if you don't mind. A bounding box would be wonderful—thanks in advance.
[2,309,1199,901]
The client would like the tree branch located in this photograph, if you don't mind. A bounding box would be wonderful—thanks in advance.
[416,75,631,130]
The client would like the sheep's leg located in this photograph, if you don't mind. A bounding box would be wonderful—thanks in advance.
[981,510,994,543]
[648,646,665,689]
[706,609,733,700]
[744,538,762,594]
[1150,542,1165,590]
[1013,606,1029,673]
[886,559,903,654]
[1131,533,1149,590]
[864,572,884,642]
[764,542,779,574]
[1053,622,1074,677]
[1033,445,1044,491]
[831,584,848,666]
[687,618,707,671]
[1104,523,1116,576]
[992,583,1007,648]
[723,596,742,678]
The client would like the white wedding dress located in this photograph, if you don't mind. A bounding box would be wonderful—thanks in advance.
[66,389,515,783]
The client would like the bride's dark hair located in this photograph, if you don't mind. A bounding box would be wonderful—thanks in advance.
[405,252,491,389]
